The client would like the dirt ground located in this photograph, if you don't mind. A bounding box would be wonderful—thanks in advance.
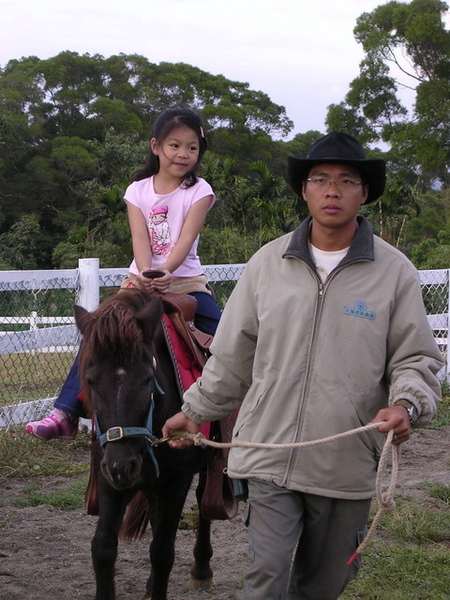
[1,426,449,600]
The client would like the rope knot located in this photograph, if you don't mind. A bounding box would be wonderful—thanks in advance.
[191,432,207,446]
[379,495,396,511]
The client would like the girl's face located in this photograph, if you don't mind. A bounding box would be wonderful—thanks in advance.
[151,125,200,180]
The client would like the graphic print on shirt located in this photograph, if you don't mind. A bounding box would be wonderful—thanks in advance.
[147,204,174,258]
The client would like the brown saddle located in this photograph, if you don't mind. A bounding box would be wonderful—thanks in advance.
[159,292,213,370]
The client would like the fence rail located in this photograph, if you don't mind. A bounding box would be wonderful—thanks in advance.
[0,259,448,431]
[0,259,245,430]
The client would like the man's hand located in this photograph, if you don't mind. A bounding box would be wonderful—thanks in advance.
[370,405,412,445]
[162,411,201,449]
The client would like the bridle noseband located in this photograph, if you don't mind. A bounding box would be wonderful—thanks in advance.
[94,358,165,477]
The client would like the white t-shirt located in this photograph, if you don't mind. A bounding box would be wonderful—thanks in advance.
[124,176,215,277]
[310,244,349,282]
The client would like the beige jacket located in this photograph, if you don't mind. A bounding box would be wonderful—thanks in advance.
[183,217,443,499]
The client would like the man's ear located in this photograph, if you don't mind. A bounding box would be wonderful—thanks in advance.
[361,184,369,205]
[302,181,308,201]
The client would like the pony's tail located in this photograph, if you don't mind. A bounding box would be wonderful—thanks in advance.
[119,491,151,541]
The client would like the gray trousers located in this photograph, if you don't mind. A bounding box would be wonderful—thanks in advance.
[243,479,371,600]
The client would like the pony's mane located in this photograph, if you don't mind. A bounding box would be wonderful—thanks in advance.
[78,288,155,410]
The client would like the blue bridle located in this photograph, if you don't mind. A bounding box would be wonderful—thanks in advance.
[94,366,165,478]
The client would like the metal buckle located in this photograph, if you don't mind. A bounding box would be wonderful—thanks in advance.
[106,426,124,442]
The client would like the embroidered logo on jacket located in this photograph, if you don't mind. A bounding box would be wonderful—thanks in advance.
[343,300,375,320]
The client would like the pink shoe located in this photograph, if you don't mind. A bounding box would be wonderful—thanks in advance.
[25,409,78,440]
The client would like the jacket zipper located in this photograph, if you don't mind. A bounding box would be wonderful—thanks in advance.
[283,267,325,485]
[282,263,354,485]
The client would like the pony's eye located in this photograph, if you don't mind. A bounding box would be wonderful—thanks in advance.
[142,373,154,387]
[86,375,97,390]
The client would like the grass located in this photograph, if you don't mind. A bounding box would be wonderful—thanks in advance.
[340,487,450,598]
[341,544,450,599]
[378,494,450,543]
[427,389,450,427]
[0,426,91,481]
[427,481,450,504]
[0,351,76,405]
[6,475,89,510]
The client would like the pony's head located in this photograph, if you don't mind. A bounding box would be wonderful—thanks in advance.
[75,289,163,490]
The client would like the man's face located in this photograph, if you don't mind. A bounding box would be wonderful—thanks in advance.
[302,163,369,230]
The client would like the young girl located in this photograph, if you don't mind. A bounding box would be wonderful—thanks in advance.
[26,107,221,441]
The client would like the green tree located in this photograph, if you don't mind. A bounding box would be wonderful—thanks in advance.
[0,52,294,267]
[411,238,450,268]
[282,131,324,158]
[0,214,49,269]
[362,175,421,247]
[326,0,450,184]
[249,160,293,243]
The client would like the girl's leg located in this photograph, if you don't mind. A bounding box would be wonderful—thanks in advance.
[53,353,85,417]
[25,351,84,440]
[189,291,221,335]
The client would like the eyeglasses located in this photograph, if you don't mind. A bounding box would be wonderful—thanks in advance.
[306,177,362,190]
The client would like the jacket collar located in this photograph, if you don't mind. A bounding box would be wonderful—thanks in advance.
[282,216,375,269]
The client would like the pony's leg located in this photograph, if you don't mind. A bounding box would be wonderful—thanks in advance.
[191,468,213,587]
[92,486,129,600]
[142,475,195,600]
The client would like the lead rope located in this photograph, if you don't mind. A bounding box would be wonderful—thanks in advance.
[163,421,399,563]
[347,428,399,565]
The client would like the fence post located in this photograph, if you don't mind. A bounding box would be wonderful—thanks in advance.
[29,311,38,330]
[77,258,100,311]
[447,269,450,383]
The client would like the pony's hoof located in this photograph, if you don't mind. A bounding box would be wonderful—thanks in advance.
[189,576,213,590]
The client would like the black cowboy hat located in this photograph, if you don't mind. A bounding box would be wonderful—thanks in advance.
[286,131,386,204]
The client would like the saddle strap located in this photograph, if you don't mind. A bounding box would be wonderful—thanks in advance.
[200,455,238,520]
[200,410,240,521]
[164,311,210,371]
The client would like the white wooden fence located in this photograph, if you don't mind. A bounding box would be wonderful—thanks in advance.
[0,260,448,430]
[0,259,245,429]
[0,259,245,356]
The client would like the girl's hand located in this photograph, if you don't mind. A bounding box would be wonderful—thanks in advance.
[150,269,172,293]
[139,269,172,293]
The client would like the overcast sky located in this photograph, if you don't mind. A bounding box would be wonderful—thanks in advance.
[1,0,409,139]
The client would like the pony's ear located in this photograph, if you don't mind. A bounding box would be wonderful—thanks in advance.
[137,296,163,340]
[74,304,90,334]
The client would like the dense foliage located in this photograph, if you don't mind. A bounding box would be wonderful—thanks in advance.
[0,0,449,270]
[0,52,299,268]
[324,0,450,265]
[326,0,450,183]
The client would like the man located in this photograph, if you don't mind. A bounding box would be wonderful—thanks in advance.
[162,132,443,599]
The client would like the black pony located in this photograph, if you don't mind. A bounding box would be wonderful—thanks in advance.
[75,288,214,600]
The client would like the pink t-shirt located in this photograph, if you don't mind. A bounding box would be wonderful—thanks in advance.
[124,176,215,277]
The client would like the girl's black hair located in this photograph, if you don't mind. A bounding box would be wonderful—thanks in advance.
[132,107,207,187]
